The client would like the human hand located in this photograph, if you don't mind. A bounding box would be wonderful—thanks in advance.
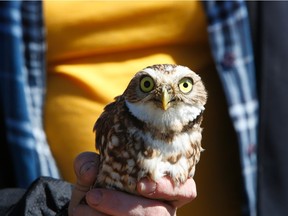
[68,152,197,216]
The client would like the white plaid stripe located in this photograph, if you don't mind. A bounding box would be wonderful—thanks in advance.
[230,100,258,132]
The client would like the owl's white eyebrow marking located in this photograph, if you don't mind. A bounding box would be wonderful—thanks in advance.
[142,66,197,83]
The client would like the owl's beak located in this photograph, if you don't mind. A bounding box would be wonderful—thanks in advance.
[161,87,171,111]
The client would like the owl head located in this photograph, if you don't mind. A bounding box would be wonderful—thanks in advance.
[124,64,207,132]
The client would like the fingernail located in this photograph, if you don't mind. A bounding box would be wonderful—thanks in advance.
[88,190,103,206]
[139,178,156,194]
[79,161,96,176]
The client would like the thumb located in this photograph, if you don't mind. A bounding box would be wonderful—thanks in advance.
[68,152,99,216]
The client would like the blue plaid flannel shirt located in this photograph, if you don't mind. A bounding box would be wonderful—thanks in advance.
[0,1,258,216]
[203,1,258,216]
[0,1,59,188]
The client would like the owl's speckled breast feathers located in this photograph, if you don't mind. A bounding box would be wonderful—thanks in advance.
[94,64,207,194]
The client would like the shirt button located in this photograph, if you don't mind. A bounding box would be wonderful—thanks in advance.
[221,52,235,69]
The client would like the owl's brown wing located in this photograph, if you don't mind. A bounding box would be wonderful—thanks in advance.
[94,95,146,193]
[93,95,124,153]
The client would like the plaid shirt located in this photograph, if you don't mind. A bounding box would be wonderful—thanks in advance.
[203,1,258,216]
[0,1,258,216]
[0,1,59,188]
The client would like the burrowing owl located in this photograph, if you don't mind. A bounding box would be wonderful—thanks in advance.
[94,64,207,194]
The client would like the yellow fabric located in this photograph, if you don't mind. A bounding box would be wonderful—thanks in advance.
[44,1,212,183]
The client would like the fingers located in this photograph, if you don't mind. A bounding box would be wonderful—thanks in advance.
[137,177,197,208]
[74,152,100,186]
[68,152,195,215]
[86,188,176,216]
[68,152,100,216]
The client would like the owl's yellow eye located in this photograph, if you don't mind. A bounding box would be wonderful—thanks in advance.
[140,76,155,93]
[178,77,193,93]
